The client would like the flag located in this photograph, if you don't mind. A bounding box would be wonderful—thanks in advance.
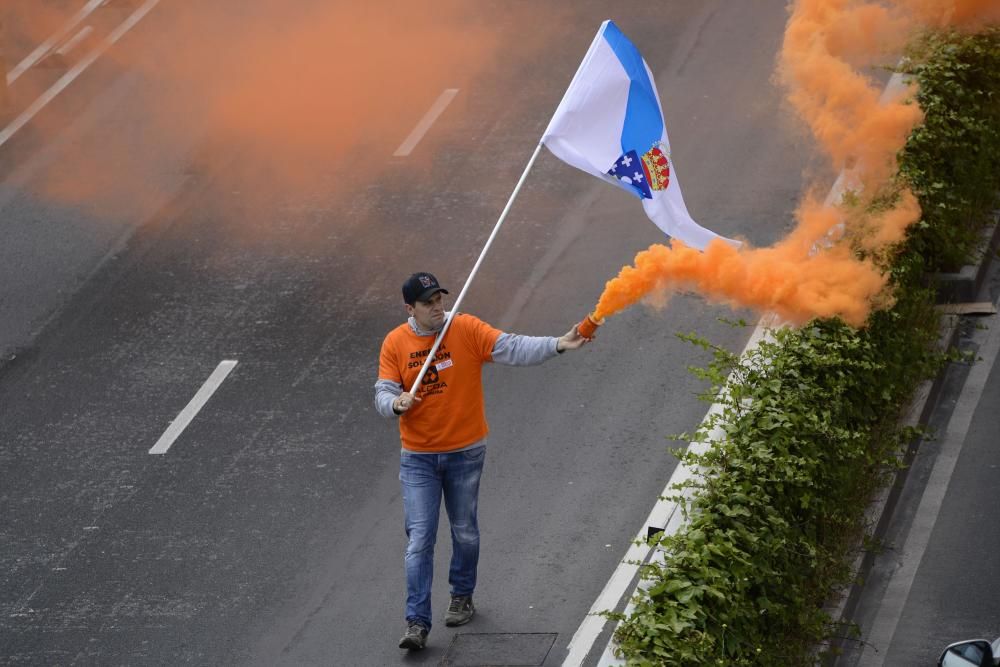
[542,20,739,251]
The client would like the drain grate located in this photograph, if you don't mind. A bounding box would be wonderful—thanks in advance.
[441,632,558,666]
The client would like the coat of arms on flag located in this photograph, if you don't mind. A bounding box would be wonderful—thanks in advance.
[608,144,670,200]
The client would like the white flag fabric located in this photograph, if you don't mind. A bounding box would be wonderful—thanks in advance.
[542,20,739,251]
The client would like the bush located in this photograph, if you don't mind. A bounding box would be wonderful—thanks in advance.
[614,293,938,665]
[899,28,1000,271]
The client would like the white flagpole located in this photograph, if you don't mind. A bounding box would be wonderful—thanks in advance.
[408,141,545,394]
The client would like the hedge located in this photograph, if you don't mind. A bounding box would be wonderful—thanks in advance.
[611,28,1000,666]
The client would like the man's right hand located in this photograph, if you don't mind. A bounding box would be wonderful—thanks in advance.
[393,392,422,415]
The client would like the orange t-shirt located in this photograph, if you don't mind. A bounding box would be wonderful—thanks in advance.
[378,313,502,452]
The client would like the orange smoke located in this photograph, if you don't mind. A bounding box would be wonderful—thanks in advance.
[4,1,70,47]
[902,0,1000,29]
[781,0,923,187]
[12,1,525,222]
[593,204,884,329]
[592,191,922,326]
[591,0,999,329]
[179,2,501,188]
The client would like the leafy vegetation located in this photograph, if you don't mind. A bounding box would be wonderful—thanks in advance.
[900,28,1000,271]
[611,28,1000,666]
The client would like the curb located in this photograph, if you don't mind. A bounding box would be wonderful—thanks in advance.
[824,213,1000,663]
[928,210,1000,304]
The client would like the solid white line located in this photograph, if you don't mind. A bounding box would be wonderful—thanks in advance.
[105,0,160,44]
[392,88,459,157]
[57,26,95,57]
[856,309,1000,666]
[6,0,105,84]
[0,0,162,149]
[149,360,238,455]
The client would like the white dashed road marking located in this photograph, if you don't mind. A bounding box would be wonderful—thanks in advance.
[392,88,459,157]
[149,360,238,455]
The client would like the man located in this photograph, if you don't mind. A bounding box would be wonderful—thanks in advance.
[374,272,589,650]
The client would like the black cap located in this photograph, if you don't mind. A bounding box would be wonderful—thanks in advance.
[402,272,449,305]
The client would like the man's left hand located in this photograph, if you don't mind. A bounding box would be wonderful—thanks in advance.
[556,325,589,353]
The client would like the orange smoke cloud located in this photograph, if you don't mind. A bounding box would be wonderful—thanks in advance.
[4,1,69,47]
[821,4,912,67]
[781,0,923,187]
[902,0,1000,29]
[590,0,990,329]
[593,227,884,330]
[182,2,501,186]
[591,187,922,327]
[13,1,523,220]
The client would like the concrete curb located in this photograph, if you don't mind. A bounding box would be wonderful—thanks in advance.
[928,210,1000,304]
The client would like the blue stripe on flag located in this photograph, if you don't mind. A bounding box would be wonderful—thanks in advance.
[601,21,663,156]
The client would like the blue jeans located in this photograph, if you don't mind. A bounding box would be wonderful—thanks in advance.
[399,445,486,630]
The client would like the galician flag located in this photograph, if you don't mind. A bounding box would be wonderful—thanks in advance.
[542,20,738,251]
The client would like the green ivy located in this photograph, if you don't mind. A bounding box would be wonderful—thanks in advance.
[899,28,1000,271]
[612,27,1000,666]
[614,296,939,666]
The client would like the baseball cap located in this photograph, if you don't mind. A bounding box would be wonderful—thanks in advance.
[402,272,449,305]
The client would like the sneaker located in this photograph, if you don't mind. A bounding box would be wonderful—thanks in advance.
[398,620,428,650]
[445,595,475,627]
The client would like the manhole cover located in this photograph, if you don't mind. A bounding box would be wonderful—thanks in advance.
[441,632,558,666]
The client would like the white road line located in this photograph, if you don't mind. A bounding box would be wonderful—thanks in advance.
[856,308,1000,666]
[6,0,105,84]
[149,360,238,455]
[56,26,95,58]
[568,69,912,667]
[392,88,459,157]
[0,0,162,149]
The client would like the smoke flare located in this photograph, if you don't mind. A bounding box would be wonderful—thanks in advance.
[592,192,916,327]
[592,0,996,329]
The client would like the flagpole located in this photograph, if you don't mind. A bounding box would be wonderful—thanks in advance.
[408,140,546,394]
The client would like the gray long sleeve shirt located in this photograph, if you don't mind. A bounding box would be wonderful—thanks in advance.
[373,314,560,419]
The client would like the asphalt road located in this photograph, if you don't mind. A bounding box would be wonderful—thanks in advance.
[1,2,818,664]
